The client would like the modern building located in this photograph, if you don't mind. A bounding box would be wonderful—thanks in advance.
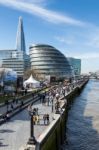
[67,57,81,76]
[0,17,30,76]
[16,16,26,52]
[29,44,73,80]
[0,49,16,67]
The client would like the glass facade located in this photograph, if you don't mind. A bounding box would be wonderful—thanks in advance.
[29,44,72,79]
[16,16,26,52]
[0,50,30,76]
[0,17,30,76]
[67,57,81,76]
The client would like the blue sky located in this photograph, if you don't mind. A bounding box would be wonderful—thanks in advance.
[0,0,99,73]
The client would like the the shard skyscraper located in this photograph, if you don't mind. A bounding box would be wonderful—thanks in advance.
[1,16,30,76]
[16,16,26,52]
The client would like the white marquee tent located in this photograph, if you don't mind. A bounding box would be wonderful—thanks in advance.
[24,74,40,88]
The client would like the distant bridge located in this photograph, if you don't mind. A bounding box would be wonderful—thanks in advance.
[89,75,99,79]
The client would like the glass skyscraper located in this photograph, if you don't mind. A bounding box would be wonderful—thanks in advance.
[16,16,26,52]
[0,17,30,76]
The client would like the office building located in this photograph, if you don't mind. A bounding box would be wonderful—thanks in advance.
[0,17,30,76]
[67,57,81,76]
[29,44,73,80]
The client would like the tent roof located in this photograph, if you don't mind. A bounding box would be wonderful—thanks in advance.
[24,74,39,84]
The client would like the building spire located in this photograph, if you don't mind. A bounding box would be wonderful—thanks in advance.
[16,16,26,52]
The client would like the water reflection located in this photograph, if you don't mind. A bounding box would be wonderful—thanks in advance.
[63,79,99,150]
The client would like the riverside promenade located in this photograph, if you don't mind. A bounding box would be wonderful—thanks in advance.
[0,79,88,150]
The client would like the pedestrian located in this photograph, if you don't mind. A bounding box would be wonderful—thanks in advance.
[49,93,52,103]
[37,115,40,124]
[28,104,32,112]
[39,93,42,103]
[25,89,27,95]
[47,95,50,106]
[36,108,38,115]
[56,93,59,99]
[35,115,39,124]
[42,94,45,104]
[15,97,18,104]
[6,112,10,120]
[43,114,46,125]
[62,86,66,96]
[11,104,14,111]
[21,101,24,106]
[46,114,49,125]
[20,101,23,109]
[33,108,36,115]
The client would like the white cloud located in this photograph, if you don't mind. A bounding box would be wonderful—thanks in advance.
[0,0,85,26]
[16,0,47,6]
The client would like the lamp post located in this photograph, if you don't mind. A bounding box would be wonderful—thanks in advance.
[27,108,37,145]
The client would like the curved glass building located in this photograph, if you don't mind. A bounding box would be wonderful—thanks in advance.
[29,44,73,79]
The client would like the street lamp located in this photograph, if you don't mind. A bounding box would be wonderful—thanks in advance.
[27,108,37,145]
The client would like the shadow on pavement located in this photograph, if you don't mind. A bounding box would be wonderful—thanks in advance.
[0,129,15,133]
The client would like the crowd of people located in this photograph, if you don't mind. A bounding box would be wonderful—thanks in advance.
[26,80,77,126]
[0,79,85,124]
[28,105,50,125]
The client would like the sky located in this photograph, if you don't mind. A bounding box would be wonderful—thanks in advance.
[0,0,99,73]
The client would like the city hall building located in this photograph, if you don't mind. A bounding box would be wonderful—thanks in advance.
[29,44,73,80]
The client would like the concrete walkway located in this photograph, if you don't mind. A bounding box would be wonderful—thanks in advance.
[0,97,57,150]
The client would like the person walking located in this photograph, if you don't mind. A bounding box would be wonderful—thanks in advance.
[36,108,38,115]
[6,112,10,120]
[43,114,46,125]
[15,97,18,104]
[25,89,27,95]
[21,101,24,107]
[35,115,39,124]
[42,94,45,104]
[11,104,14,111]
[46,114,49,125]
[28,104,32,111]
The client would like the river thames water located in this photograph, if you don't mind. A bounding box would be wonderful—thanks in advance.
[63,79,99,150]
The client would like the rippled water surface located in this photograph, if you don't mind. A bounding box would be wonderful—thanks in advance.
[64,79,99,150]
